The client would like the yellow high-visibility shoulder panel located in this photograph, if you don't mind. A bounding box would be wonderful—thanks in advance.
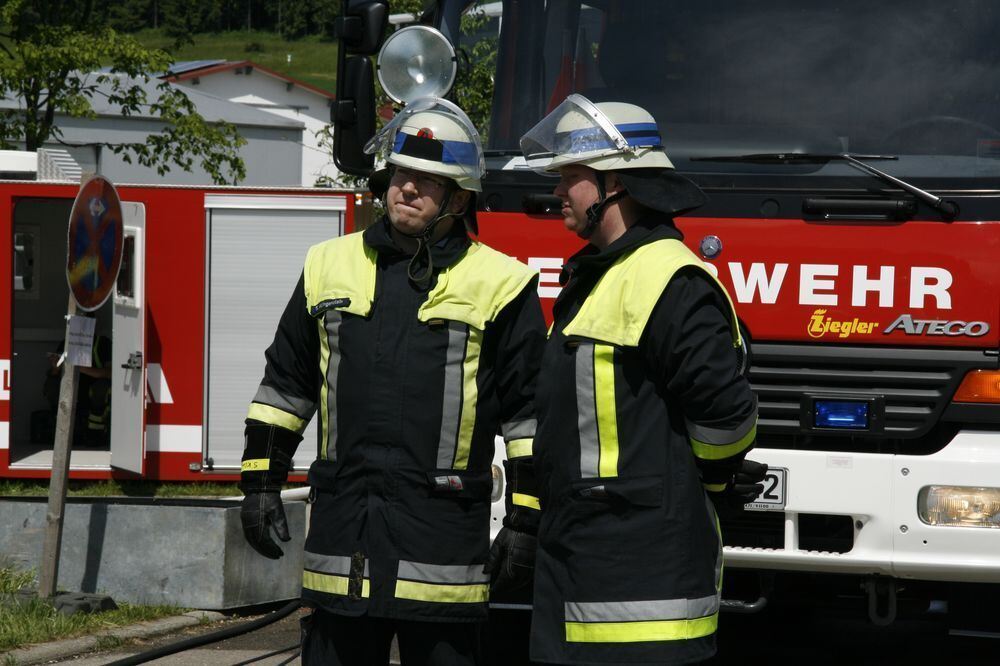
[562,239,740,348]
[419,242,537,330]
[304,231,379,318]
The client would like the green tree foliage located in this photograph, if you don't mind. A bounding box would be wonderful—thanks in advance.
[0,0,247,184]
[452,3,496,142]
[107,0,155,33]
[161,0,222,47]
[278,0,340,40]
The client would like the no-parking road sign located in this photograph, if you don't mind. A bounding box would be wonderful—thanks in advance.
[66,176,124,311]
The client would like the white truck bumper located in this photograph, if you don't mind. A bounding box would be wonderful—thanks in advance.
[728,430,1000,583]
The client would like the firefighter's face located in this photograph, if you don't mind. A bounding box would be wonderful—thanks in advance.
[387,167,466,234]
[553,164,601,236]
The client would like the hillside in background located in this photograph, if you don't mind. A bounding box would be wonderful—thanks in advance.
[132,29,339,94]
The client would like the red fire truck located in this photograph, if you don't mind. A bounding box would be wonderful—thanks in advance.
[331,0,1000,622]
[0,177,357,481]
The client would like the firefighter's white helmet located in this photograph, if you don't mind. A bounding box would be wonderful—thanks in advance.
[520,94,673,173]
[364,97,484,192]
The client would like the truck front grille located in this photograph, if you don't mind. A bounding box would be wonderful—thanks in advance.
[749,343,993,455]
[721,511,855,554]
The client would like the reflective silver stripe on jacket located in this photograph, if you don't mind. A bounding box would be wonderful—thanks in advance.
[575,342,619,478]
[501,418,537,442]
[436,322,482,470]
[437,322,468,468]
[576,342,600,477]
[565,595,720,623]
[685,407,757,448]
[303,552,370,577]
[322,310,344,461]
[397,560,489,585]
[253,385,316,421]
[706,495,724,593]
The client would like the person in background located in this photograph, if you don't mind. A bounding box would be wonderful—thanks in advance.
[44,329,112,448]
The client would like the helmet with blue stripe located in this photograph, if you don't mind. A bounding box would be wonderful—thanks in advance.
[520,94,706,219]
[520,94,672,173]
[365,97,485,192]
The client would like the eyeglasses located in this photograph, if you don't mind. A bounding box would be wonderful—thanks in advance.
[390,167,450,192]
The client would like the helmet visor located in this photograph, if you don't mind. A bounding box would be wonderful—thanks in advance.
[364,96,485,183]
[519,94,635,173]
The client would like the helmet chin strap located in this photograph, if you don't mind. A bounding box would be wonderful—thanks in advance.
[387,186,469,285]
[580,171,626,239]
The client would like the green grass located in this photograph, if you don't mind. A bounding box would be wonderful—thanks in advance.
[131,29,338,94]
[0,567,182,652]
[0,480,244,497]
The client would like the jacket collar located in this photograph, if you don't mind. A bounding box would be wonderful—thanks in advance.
[560,214,684,285]
[363,216,471,270]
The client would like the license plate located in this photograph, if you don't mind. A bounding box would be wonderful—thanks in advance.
[744,467,787,512]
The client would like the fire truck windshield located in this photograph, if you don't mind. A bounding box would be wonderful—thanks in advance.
[488,0,1000,182]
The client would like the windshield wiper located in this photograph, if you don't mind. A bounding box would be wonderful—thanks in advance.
[691,152,896,164]
[690,152,957,219]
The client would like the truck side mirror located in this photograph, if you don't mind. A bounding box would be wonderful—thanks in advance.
[334,0,390,56]
[333,0,389,176]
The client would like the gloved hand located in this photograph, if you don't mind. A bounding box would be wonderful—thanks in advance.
[483,527,537,596]
[708,459,769,516]
[241,492,291,559]
[731,458,769,504]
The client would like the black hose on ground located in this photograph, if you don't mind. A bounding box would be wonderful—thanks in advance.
[104,600,302,666]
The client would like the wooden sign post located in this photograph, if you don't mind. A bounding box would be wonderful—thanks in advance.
[37,176,123,600]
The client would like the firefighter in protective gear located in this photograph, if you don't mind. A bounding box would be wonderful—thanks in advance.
[240,98,546,665]
[520,94,766,665]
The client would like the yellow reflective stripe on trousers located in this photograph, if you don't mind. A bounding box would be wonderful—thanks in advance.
[320,310,344,461]
[565,613,718,643]
[437,323,482,470]
[302,571,370,598]
[395,580,489,603]
[577,343,619,478]
[247,403,307,434]
[512,492,541,510]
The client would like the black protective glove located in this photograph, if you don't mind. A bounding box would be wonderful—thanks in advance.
[483,527,537,597]
[708,458,769,517]
[731,458,768,503]
[241,492,291,559]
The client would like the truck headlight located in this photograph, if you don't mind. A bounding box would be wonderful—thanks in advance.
[918,486,1000,528]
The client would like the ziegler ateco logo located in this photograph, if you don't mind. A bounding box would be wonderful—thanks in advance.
[807,309,880,338]
[884,314,990,337]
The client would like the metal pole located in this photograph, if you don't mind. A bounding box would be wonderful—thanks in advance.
[38,297,79,599]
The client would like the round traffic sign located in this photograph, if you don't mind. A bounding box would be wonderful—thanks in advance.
[66,176,124,312]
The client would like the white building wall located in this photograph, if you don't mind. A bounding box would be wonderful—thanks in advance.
[174,69,339,186]
[54,116,304,187]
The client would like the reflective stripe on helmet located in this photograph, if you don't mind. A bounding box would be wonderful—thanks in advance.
[561,122,662,154]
